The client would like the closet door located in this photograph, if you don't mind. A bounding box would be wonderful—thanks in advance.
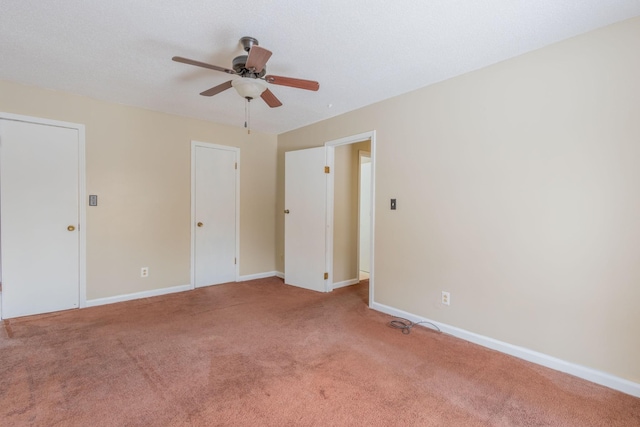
[1,118,80,318]
[192,143,238,287]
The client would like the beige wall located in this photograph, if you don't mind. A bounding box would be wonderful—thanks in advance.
[0,80,277,300]
[333,141,371,282]
[278,17,640,383]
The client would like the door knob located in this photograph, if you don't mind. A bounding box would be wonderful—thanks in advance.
[67,225,76,231]
[197,222,203,227]
[284,210,290,214]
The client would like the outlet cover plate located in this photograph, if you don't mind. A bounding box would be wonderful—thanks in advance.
[441,291,450,306]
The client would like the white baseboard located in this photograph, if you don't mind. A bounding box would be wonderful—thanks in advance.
[237,271,279,281]
[370,301,640,398]
[86,284,192,308]
[86,273,282,309]
[275,271,284,279]
[332,278,359,289]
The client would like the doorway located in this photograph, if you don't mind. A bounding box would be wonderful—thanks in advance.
[326,131,376,302]
[190,141,239,288]
[331,141,371,288]
[282,131,376,303]
[0,113,87,319]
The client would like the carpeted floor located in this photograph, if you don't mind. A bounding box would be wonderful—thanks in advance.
[0,277,638,426]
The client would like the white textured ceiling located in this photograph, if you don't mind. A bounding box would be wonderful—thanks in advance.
[2,1,640,134]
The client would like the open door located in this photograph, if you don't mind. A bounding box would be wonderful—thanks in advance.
[284,146,327,292]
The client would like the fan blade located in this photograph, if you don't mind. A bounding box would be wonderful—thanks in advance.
[245,46,272,73]
[172,56,236,75]
[264,75,319,91]
[261,89,283,108]
[200,80,233,97]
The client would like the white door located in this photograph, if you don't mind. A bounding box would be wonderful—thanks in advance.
[359,156,371,273]
[0,119,80,318]
[284,147,327,292]
[192,143,238,287]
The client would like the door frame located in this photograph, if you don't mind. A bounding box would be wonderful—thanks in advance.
[0,112,87,314]
[325,131,376,304]
[190,141,240,288]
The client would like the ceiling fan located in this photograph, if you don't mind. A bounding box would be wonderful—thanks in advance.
[172,36,320,108]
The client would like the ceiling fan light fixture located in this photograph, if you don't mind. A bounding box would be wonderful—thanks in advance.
[231,78,267,99]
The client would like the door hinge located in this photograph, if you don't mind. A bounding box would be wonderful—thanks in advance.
[324,272,329,280]
[234,258,237,265]
[324,166,330,174]
[235,162,237,170]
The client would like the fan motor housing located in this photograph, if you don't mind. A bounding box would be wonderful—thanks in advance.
[232,55,266,78]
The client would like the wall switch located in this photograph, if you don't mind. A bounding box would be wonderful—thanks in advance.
[390,198,397,210]
[141,267,149,278]
[441,291,450,306]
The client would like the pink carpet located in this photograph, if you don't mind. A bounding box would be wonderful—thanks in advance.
[1,277,638,426]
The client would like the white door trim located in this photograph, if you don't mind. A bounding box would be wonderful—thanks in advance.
[325,131,376,304]
[0,112,87,311]
[190,141,240,289]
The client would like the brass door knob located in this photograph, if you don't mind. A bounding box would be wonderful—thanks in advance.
[67,225,76,231]
[197,222,203,227]
[284,209,290,214]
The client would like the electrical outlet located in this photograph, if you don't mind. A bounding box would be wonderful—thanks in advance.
[141,267,149,278]
[441,291,450,306]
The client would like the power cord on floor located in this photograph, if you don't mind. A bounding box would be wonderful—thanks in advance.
[388,317,441,335]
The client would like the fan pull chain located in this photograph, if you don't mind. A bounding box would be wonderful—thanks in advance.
[243,97,253,135]
[244,98,248,133]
